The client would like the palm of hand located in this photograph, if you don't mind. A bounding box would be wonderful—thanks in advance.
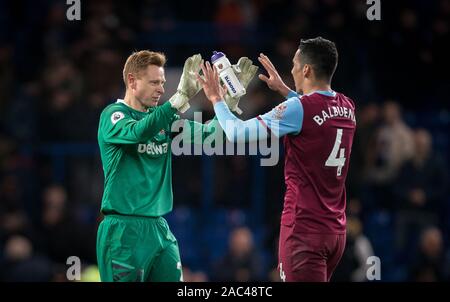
[224,57,258,113]
[179,54,203,98]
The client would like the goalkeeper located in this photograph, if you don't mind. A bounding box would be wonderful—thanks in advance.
[96,50,257,282]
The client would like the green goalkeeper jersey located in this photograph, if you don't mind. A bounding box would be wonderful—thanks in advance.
[98,99,221,217]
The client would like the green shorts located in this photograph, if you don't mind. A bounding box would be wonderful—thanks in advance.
[96,214,182,282]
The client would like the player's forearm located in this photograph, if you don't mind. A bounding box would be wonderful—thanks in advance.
[213,101,268,143]
[278,85,293,98]
[183,117,223,144]
[134,102,177,140]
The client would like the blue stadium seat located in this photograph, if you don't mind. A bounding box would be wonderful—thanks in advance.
[165,207,203,269]
[364,210,398,280]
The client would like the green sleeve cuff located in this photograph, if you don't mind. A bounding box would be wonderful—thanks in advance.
[162,101,178,115]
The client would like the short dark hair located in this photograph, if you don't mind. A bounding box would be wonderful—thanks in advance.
[297,37,338,82]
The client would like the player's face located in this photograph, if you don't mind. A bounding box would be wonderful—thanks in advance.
[134,65,166,108]
[291,50,304,93]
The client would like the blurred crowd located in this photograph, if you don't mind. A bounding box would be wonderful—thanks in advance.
[0,0,449,281]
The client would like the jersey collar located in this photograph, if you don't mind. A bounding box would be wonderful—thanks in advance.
[305,90,336,97]
[116,99,151,113]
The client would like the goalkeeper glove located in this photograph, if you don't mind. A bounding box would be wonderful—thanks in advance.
[169,54,203,113]
[224,57,258,115]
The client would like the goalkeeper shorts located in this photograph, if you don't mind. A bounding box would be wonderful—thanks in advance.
[96,214,182,282]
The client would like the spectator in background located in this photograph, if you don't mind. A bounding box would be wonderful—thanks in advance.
[394,129,447,252]
[365,101,414,210]
[214,0,257,58]
[409,227,446,281]
[182,266,209,282]
[4,82,40,145]
[39,59,85,142]
[38,184,96,266]
[0,235,53,281]
[0,172,38,245]
[368,101,414,183]
[0,209,30,244]
[213,226,263,281]
[332,216,375,282]
[347,103,380,204]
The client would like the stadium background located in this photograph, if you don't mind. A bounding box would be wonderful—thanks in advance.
[0,0,449,281]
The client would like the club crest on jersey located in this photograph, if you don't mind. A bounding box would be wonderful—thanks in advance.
[111,111,125,124]
[159,129,166,135]
[273,104,287,120]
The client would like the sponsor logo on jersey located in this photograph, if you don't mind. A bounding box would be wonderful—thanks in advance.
[138,142,169,155]
[111,111,125,124]
[273,104,287,120]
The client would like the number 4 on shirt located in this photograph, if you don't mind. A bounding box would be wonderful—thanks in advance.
[325,128,346,177]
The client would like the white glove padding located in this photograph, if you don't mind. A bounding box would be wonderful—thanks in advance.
[224,57,258,115]
[169,54,203,113]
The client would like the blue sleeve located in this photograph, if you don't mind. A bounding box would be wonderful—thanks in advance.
[258,97,303,137]
[213,96,303,143]
[286,90,300,99]
[213,101,269,143]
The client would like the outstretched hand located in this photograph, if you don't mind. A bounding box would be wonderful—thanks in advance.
[258,53,291,97]
[168,53,203,113]
[197,61,227,105]
[223,57,258,114]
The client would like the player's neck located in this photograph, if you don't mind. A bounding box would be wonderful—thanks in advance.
[302,81,332,95]
[124,91,147,112]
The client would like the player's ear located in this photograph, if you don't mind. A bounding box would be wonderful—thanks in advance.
[303,64,312,79]
[128,73,137,92]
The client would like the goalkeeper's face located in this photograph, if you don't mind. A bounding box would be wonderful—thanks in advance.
[133,65,166,108]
